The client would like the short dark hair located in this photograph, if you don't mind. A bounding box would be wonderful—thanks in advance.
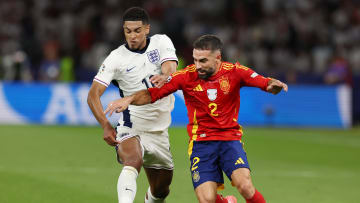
[122,7,149,24]
[193,35,223,52]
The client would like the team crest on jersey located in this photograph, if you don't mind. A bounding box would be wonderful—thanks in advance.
[147,49,160,64]
[207,89,217,101]
[192,171,200,182]
[219,76,230,94]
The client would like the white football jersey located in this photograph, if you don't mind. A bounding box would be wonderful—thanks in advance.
[94,34,178,131]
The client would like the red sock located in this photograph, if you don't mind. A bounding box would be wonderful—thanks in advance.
[246,189,266,203]
[216,194,228,203]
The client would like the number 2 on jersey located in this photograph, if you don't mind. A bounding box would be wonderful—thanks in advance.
[208,103,218,116]
[191,157,200,171]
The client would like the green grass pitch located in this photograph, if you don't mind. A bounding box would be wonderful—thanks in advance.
[0,125,359,203]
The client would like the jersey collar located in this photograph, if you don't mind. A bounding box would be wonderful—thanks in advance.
[125,38,150,54]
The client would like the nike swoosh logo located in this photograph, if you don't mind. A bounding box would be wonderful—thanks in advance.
[125,188,133,192]
[126,66,136,72]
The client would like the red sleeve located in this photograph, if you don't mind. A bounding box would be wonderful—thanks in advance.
[148,70,186,103]
[235,63,270,91]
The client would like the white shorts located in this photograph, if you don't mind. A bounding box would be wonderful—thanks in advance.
[115,126,174,170]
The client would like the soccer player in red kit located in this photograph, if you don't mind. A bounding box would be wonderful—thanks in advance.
[105,35,288,203]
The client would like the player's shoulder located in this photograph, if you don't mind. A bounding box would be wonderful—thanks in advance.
[150,34,174,48]
[150,34,172,42]
[220,61,252,72]
[102,46,128,69]
[234,62,251,71]
[220,61,236,71]
[106,45,126,58]
[171,64,196,77]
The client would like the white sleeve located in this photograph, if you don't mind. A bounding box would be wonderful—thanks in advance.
[158,35,178,64]
[93,52,117,87]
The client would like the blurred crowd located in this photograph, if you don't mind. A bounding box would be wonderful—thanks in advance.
[0,0,359,86]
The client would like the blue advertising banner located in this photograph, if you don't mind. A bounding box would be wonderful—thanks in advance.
[0,82,352,128]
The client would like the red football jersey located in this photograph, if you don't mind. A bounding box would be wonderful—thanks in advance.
[148,62,270,142]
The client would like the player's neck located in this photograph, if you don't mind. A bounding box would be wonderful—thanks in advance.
[137,38,147,50]
[126,38,150,54]
[210,62,222,77]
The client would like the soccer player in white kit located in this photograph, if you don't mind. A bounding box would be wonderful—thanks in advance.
[87,7,178,203]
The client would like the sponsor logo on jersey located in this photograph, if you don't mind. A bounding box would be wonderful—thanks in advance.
[193,84,203,91]
[219,76,230,94]
[207,89,217,101]
[235,157,245,165]
[126,66,136,72]
[192,171,200,182]
[147,49,160,64]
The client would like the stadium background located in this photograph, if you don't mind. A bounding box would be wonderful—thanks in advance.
[0,0,359,202]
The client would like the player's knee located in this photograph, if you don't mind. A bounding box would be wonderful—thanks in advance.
[197,192,216,203]
[123,158,143,168]
[151,187,170,199]
[122,155,143,170]
[234,179,255,199]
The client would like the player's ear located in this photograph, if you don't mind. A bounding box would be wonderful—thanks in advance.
[216,51,222,61]
[145,24,150,35]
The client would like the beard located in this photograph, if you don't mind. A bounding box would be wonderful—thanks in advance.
[197,68,215,79]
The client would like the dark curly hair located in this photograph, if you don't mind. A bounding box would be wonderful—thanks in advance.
[122,7,149,25]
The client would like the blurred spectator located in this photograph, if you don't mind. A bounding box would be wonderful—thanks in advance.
[0,0,360,83]
[1,50,33,82]
[38,40,60,82]
[324,53,353,86]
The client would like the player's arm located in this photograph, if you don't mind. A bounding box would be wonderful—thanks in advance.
[266,78,288,94]
[104,85,177,116]
[236,63,288,94]
[104,89,152,116]
[150,34,178,88]
[150,60,177,88]
[87,82,119,146]
[105,70,184,116]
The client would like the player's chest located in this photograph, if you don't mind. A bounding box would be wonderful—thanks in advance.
[186,75,236,103]
[119,54,161,80]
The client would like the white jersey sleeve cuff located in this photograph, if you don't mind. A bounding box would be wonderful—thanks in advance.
[160,57,178,64]
[94,77,109,87]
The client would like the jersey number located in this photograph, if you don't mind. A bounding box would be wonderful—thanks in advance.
[142,75,154,88]
[191,157,200,171]
[208,103,218,116]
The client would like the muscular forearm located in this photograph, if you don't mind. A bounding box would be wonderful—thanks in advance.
[161,61,177,76]
[129,89,152,105]
[87,91,112,129]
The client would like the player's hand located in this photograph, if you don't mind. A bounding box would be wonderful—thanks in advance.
[266,79,288,95]
[149,74,168,88]
[104,97,132,116]
[103,125,119,146]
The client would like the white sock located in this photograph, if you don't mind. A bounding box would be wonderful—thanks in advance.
[117,166,138,203]
[144,187,166,203]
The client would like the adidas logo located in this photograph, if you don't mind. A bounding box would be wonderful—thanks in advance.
[235,157,245,165]
[193,84,203,91]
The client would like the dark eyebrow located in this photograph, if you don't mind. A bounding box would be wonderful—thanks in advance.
[124,26,142,31]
